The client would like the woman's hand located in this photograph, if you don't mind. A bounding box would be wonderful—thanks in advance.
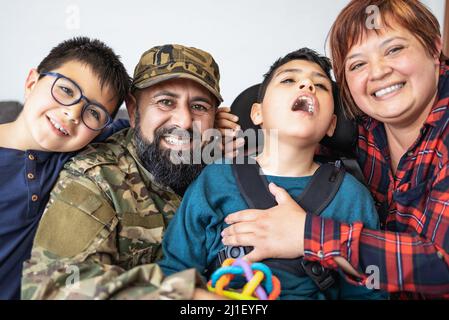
[221,182,307,262]
[214,107,245,158]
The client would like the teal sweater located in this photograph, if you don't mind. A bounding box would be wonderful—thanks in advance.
[159,161,386,299]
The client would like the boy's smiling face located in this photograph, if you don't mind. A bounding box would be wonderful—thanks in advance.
[251,59,336,145]
[22,60,118,152]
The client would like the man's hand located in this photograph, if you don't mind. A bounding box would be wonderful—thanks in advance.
[214,107,245,158]
[221,182,307,262]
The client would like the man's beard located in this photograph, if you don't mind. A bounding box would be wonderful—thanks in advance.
[134,118,205,195]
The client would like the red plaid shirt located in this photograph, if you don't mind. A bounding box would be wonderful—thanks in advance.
[304,63,449,298]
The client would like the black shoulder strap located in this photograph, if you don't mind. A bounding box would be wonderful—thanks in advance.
[231,157,346,215]
[207,157,346,293]
[296,161,345,215]
[231,159,277,210]
[339,157,367,187]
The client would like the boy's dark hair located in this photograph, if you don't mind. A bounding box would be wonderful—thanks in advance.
[37,37,131,118]
[258,48,334,103]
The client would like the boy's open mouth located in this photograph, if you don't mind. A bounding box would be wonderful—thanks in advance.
[291,95,315,114]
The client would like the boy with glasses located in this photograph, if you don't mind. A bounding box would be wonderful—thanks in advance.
[0,37,131,299]
[39,71,114,132]
[21,44,238,300]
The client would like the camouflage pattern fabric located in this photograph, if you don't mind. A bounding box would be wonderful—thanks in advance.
[132,44,223,103]
[21,128,205,299]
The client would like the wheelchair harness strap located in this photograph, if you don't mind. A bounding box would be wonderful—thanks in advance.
[210,157,346,292]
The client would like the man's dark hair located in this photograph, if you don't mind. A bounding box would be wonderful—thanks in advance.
[37,37,131,118]
[257,48,334,103]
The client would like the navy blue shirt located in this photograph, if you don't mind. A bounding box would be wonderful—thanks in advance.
[0,119,129,299]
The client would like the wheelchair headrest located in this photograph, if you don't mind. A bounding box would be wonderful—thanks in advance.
[230,84,357,156]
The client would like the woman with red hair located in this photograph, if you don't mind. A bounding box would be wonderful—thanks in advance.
[222,0,449,299]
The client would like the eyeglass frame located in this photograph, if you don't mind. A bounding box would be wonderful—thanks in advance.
[39,71,113,131]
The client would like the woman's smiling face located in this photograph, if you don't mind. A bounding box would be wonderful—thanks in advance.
[344,21,441,127]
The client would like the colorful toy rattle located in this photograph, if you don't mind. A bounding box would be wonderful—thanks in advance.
[207,258,281,300]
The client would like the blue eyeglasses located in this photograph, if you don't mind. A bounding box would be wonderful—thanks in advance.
[40,72,113,131]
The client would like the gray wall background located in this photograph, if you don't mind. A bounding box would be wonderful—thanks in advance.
[0,0,445,107]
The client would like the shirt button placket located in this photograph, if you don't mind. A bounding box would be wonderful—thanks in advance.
[26,152,39,212]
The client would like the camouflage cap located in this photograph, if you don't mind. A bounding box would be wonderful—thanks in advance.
[132,44,223,103]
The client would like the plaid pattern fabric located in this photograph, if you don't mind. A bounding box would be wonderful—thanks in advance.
[304,63,449,299]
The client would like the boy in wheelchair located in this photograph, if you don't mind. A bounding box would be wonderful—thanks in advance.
[158,48,387,299]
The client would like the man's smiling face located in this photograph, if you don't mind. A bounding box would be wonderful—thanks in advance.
[128,77,217,193]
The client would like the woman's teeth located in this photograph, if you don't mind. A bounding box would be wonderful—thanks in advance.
[49,118,69,135]
[164,135,190,146]
[373,83,404,98]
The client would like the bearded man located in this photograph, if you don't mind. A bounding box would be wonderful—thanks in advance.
[22,44,237,299]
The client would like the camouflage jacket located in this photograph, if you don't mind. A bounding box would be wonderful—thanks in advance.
[22,128,204,299]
